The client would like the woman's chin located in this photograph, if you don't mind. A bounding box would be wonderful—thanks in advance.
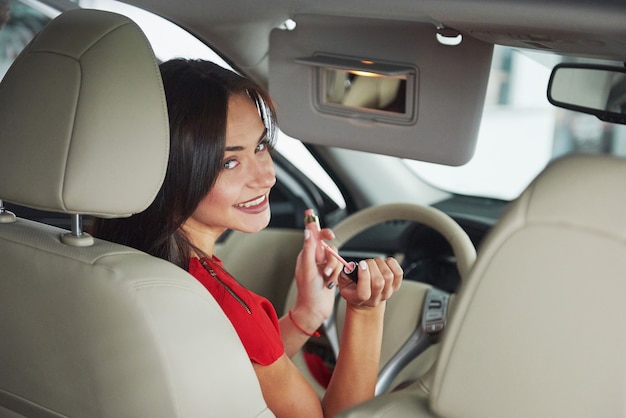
[237,212,271,233]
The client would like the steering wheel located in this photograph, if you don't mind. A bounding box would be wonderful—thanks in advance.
[330,203,475,280]
[325,203,476,394]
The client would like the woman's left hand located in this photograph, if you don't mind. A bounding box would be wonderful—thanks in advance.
[338,257,403,309]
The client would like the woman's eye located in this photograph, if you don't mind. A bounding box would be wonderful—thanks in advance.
[223,159,239,170]
[255,140,269,153]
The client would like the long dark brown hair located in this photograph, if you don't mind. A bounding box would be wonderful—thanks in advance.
[91,59,277,270]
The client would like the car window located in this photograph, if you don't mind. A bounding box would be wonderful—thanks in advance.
[405,46,626,201]
[0,0,50,79]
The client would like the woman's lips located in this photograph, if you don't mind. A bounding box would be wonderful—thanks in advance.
[234,194,269,213]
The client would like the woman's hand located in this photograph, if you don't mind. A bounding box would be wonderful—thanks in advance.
[291,227,341,326]
[322,257,402,416]
[338,257,403,309]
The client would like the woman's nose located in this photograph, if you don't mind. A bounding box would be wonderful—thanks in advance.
[252,155,276,188]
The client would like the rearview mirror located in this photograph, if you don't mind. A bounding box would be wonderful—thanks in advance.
[548,63,626,124]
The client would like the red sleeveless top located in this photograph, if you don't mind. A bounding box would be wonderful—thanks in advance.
[188,256,284,366]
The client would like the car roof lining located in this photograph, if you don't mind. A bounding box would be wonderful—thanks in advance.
[122,0,626,81]
[39,0,625,163]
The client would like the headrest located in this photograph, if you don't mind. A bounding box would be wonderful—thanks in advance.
[519,153,626,237]
[0,9,169,218]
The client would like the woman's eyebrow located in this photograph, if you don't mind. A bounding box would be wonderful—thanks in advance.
[224,128,268,152]
[225,145,244,152]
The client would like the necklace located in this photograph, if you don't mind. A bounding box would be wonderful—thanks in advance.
[199,258,252,314]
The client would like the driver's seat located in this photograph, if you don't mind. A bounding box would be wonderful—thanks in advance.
[339,153,626,417]
[0,9,272,417]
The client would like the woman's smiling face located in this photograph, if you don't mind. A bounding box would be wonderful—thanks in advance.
[182,93,276,246]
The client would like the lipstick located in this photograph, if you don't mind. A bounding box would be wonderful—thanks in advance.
[304,209,358,283]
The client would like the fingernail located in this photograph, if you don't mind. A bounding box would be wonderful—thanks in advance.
[324,267,333,277]
[359,260,368,270]
[304,229,311,240]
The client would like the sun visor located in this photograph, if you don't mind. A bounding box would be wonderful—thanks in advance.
[269,15,493,166]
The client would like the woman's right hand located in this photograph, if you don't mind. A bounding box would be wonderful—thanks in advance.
[292,227,342,325]
[337,257,403,309]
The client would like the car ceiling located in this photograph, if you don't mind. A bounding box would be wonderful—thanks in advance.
[41,0,626,164]
[124,0,626,84]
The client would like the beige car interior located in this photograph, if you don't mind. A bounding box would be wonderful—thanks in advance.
[0,9,272,418]
[2,4,624,418]
[337,153,626,417]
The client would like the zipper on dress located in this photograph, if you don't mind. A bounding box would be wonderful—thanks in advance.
[199,258,252,315]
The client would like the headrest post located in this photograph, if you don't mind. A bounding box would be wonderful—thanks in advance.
[61,213,94,247]
[71,213,84,236]
[0,199,16,223]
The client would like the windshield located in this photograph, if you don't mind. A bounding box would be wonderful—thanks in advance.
[405,46,626,201]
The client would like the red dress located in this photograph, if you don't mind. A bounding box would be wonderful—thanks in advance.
[188,256,284,366]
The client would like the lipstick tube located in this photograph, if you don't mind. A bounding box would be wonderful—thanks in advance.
[304,209,326,264]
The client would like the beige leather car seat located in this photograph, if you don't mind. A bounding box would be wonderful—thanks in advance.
[0,9,272,418]
[339,154,626,417]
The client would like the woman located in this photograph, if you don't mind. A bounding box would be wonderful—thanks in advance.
[92,58,403,417]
